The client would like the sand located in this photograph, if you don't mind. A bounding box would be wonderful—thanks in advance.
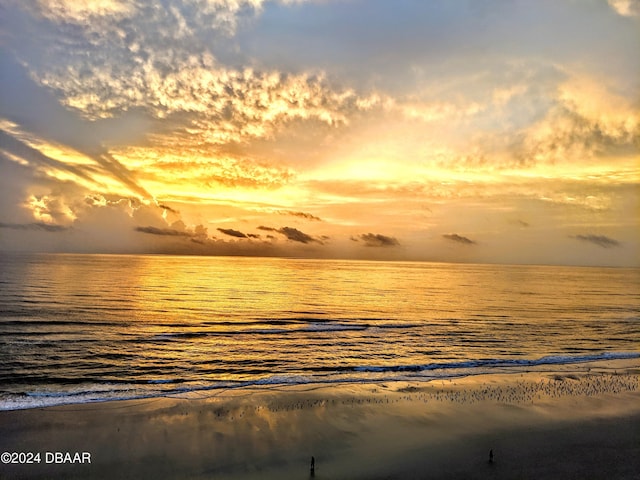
[1,358,639,479]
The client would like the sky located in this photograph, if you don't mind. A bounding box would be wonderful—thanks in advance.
[0,0,638,266]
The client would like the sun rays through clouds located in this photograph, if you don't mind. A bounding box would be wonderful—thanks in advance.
[0,0,638,265]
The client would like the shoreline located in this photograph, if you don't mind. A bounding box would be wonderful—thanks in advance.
[2,351,638,412]
[1,358,639,479]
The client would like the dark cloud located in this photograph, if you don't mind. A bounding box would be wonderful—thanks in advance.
[247,233,260,238]
[353,233,400,247]
[158,203,179,214]
[443,233,476,245]
[134,226,193,237]
[217,227,248,238]
[258,225,321,244]
[278,226,319,244]
[277,210,323,221]
[0,221,69,232]
[572,234,620,248]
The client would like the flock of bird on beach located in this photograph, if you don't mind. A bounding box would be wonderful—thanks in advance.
[160,371,639,476]
[199,371,638,419]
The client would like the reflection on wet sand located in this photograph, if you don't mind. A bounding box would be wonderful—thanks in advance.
[0,359,638,479]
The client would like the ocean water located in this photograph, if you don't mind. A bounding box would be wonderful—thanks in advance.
[1,253,638,410]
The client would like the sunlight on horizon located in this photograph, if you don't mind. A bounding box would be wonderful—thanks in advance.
[0,1,638,266]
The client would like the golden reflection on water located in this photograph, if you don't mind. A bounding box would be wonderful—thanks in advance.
[6,254,640,386]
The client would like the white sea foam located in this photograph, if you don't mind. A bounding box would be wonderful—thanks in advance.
[2,352,638,410]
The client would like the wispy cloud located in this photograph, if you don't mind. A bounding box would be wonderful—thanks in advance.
[158,203,179,214]
[443,233,476,245]
[135,226,193,237]
[278,226,321,244]
[257,225,322,244]
[352,233,400,247]
[31,0,269,34]
[117,151,295,192]
[0,221,69,232]
[0,58,155,200]
[1,1,638,265]
[217,227,248,238]
[608,0,640,17]
[0,130,95,183]
[277,210,322,221]
[510,219,530,228]
[572,234,621,248]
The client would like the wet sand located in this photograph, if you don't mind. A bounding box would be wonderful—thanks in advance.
[1,358,639,479]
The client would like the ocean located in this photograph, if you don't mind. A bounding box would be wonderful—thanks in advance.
[1,253,638,410]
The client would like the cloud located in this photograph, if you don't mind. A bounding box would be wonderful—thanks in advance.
[0,129,95,184]
[7,0,392,172]
[608,0,640,17]
[572,234,621,248]
[0,56,154,200]
[278,226,320,244]
[277,210,323,221]
[158,203,179,214]
[217,227,248,238]
[120,152,295,192]
[11,0,637,187]
[134,226,193,237]
[514,76,640,166]
[443,233,476,245]
[257,225,321,243]
[25,193,79,225]
[19,1,366,137]
[1,1,638,266]
[32,0,139,23]
[0,221,69,232]
[30,0,266,35]
[352,233,400,247]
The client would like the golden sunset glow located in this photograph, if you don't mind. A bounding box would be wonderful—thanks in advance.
[0,0,638,265]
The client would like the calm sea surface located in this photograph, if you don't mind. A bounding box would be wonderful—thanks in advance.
[1,254,638,410]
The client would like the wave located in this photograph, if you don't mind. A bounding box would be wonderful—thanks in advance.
[1,351,637,411]
[146,320,425,340]
[0,319,125,327]
[301,323,368,332]
[150,323,376,339]
[352,352,640,373]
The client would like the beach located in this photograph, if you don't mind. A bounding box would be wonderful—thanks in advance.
[1,358,638,479]
[1,255,638,479]
[2,0,639,477]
